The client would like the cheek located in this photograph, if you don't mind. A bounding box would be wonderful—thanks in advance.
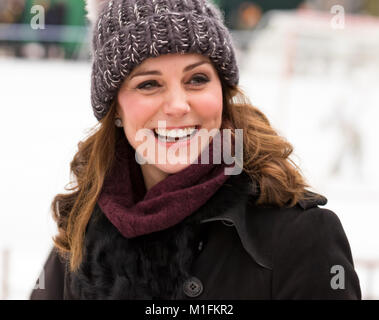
[117,92,157,128]
[193,87,223,122]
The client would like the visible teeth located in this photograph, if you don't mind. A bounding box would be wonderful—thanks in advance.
[154,126,197,138]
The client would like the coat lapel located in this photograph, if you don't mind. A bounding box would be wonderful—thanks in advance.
[199,171,273,270]
[199,171,329,272]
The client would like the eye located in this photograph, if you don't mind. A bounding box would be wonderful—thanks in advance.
[188,74,210,86]
[137,80,161,90]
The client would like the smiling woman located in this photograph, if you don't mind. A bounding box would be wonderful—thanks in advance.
[116,53,224,184]
[30,0,361,300]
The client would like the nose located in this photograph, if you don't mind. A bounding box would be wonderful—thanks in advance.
[162,85,190,117]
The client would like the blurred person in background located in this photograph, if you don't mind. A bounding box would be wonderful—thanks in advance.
[215,0,305,29]
[0,0,87,59]
[0,0,25,23]
[0,0,25,56]
[365,0,379,16]
[40,0,68,58]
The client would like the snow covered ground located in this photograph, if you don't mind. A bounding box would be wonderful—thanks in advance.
[0,58,96,299]
[1,17,378,299]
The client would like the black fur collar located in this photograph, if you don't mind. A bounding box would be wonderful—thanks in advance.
[66,172,255,299]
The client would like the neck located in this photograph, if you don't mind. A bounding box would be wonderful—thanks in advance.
[140,164,169,191]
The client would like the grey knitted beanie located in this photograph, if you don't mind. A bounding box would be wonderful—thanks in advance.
[86,0,239,121]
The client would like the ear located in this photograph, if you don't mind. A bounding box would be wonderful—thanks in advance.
[113,100,121,117]
[84,0,109,24]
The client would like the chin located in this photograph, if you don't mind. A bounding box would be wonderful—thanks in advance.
[154,162,192,175]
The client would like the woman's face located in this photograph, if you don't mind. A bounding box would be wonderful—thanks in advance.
[116,53,223,184]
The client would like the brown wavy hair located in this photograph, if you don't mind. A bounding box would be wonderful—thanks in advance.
[52,83,313,272]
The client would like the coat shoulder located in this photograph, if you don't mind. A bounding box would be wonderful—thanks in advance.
[240,191,330,269]
[29,246,67,300]
[244,194,361,299]
[244,191,344,268]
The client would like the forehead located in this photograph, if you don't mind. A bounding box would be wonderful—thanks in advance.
[131,53,212,71]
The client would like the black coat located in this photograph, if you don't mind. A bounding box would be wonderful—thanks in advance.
[30,172,361,300]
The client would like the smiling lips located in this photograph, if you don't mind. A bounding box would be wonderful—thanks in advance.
[153,125,199,142]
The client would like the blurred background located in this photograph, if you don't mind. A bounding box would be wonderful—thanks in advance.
[0,0,378,299]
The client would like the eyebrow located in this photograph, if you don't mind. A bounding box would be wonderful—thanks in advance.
[129,60,211,80]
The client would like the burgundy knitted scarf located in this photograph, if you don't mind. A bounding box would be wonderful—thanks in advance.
[97,131,233,238]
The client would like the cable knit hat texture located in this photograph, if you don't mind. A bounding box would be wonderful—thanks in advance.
[86,0,239,121]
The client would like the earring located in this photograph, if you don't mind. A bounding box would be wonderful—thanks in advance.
[115,118,123,127]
